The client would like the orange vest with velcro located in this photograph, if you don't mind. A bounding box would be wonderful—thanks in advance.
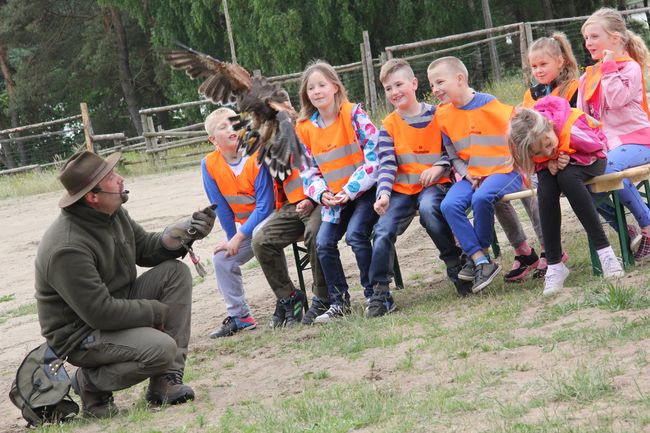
[436,99,514,177]
[205,150,260,224]
[382,110,450,195]
[522,80,579,108]
[281,168,306,205]
[296,102,363,193]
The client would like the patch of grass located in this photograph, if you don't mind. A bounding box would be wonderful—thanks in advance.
[396,348,416,371]
[0,302,37,324]
[0,168,62,199]
[483,72,527,106]
[0,293,15,303]
[242,258,260,270]
[303,370,330,381]
[547,364,616,403]
[583,282,650,311]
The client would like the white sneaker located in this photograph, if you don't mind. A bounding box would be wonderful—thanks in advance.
[314,304,350,324]
[597,247,624,279]
[543,263,570,296]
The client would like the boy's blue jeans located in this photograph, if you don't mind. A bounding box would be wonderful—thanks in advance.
[369,184,462,289]
[596,144,650,229]
[440,171,522,258]
[316,189,378,306]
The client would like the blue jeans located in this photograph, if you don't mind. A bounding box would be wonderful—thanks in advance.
[368,185,463,289]
[316,189,378,305]
[440,172,522,257]
[596,144,650,229]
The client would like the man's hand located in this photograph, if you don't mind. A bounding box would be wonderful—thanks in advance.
[162,204,217,250]
[557,152,570,171]
[374,194,390,216]
[420,166,445,187]
[295,199,315,217]
[548,159,559,175]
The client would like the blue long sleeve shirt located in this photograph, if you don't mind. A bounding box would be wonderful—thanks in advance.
[201,157,274,240]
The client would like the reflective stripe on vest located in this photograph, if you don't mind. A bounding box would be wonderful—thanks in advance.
[295,102,363,193]
[382,110,449,194]
[282,168,306,204]
[204,150,260,224]
[522,80,579,108]
[436,99,514,177]
[532,108,585,164]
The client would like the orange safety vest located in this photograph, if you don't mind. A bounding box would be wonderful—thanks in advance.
[295,102,363,193]
[204,150,260,224]
[583,57,650,119]
[382,110,450,195]
[280,168,306,205]
[522,80,579,108]
[531,109,587,164]
[435,99,514,177]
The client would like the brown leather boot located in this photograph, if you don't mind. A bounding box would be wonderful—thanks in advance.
[70,368,119,418]
[146,372,195,405]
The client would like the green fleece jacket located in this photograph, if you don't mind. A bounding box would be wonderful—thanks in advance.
[35,203,183,356]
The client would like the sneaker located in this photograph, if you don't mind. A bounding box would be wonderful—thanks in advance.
[472,261,502,293]
[542,263,570,296]
[628,224,642,253]
[268,299,286,329]
[209,315,257,338]
[598,248,624,279]
[634,235,650,262]
[283,290,307,326]
[504,248,539,282]
[71,368,119,419]
[447,264,473,297]
[313,304,350,324]
[301,297,330,325]
[458,259,476,281]
[146,372,195,405]
[533,252,568,279]
[365,291,397,318]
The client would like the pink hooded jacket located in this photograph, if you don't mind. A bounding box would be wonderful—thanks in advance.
[577,60,650,149]
[533,96,607,172]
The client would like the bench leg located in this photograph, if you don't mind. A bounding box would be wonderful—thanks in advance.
[612,191,634,270]
[588,238,602,276]
[291,242,310,312]
[392,249,404,290]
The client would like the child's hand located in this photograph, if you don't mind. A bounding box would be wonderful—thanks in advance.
[374,194,390,216]
[465,174,480,189]
[557,152,570,171]
[334,191,350,205]
[213,240,228,255]
[225,232,245,257]
[420,166,444,187]
[547,159,559,175]
[321,191,339,207]
[295,199,314,217]
[603,49,615,62]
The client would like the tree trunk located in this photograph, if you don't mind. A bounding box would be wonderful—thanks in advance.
[541,0,553,20]
[107,8,143,135]
[0,42,22,167]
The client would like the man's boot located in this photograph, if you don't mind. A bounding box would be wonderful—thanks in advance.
[146,372,195,405]
[71,368,119,418]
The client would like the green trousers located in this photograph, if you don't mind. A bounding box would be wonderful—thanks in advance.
[66,260,192,392]
[252,202,328,300]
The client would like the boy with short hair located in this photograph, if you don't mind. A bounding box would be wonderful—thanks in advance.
[428,56,523,293]
[367,58,471,317]
[202,107,275,337]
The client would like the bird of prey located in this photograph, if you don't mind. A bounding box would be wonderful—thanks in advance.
[163,44,306,180]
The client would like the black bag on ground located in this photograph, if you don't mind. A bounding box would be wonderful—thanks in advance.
[9,342,79,427]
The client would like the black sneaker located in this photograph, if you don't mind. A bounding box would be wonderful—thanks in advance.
[472,261,502,293]
[458,259,475,281]
[283,290,307,326]
[365,291,397,318]
[209,315,257,338]
[313,303,350,323]
[301,297,330,325]
[447,264,473,297]
[268,299,286,329]
[504,248,539,282]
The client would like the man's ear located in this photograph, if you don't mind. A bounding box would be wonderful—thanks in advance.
[84,191,99,205]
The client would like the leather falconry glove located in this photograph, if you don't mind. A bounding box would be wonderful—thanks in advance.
[162,204,217,250]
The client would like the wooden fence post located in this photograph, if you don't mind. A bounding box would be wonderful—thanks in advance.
[481,0,502,81]
[519,23,531,86]
[380,51,390,111]
[80,102,94,153]
[360,43,370,110]
[141,113,157,166]
[362,30,378,114]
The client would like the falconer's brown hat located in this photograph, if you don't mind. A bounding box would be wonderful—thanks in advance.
[58,151,121,208]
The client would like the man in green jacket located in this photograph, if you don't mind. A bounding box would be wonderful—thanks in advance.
[35,151,216,419]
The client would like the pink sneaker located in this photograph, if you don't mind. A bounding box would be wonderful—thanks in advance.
[634,234,650,262]
[627,224,642,253]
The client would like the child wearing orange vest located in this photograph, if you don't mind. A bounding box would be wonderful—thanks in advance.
[251,112,328,327]
[429,56,522,294]
[509,96,623,294]
[201,107,275,338]
[296,60,379,323]
[368,58,471,311]
[579,8,650,261]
